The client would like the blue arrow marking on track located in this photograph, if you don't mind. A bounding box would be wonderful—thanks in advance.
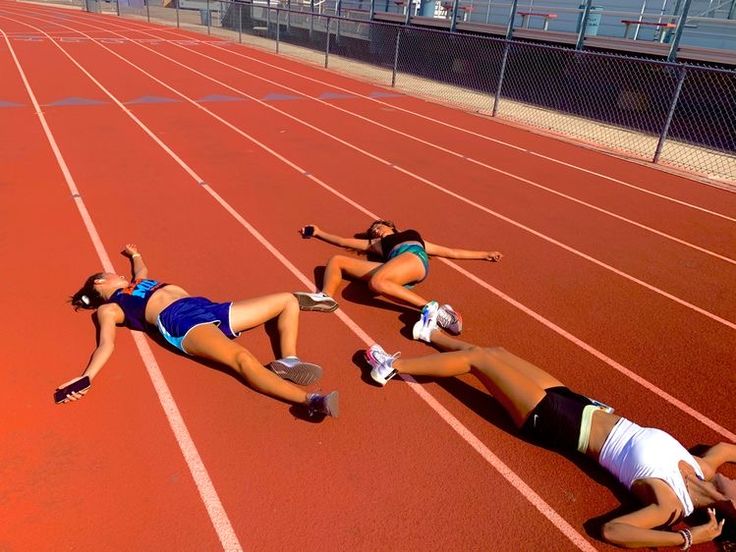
[261,92,302,101]
[369,91,403,98]
[47,97,107,106]
[0,100,23,108]
[318,91,356,100]
[197,94,245,103]
[126,96,179,104]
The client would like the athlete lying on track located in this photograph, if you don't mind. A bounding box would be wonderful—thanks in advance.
[364,304,735,548]
[55,244,339,418]
[294,219,502,335]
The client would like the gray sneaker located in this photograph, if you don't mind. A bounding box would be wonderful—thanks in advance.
[306,391,340,418]
[267,357,322,385]
[293,292,339,313]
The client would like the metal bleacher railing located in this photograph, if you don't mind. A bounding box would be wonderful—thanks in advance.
[90,0,735,183]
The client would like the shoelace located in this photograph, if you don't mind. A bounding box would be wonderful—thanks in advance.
[373,348,400,367]
[436,307,456,327]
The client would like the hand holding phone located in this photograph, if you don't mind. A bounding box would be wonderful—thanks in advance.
[302,225,315,239]
[54,376,91,404]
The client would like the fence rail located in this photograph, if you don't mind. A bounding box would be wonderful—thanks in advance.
[101,0,735,183]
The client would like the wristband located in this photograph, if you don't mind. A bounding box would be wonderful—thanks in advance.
[131,253,142,259]
[679,528,692,550]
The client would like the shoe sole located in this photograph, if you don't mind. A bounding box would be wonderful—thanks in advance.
[293,293,339,313]
[268,361,323,386]
[370,367,398,386]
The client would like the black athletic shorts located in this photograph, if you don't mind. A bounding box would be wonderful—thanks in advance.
[520,386,596,452]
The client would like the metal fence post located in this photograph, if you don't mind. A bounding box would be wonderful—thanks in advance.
[266,0,271,29]
[404,0,412,23]
[653,66,687,163]
[238,1,242,41]
[336,0,342,42]
[287,0,291,32]
[391,27,401,87]
[667,0,693,62]
[176,0,180,27]
[146,0,150,21]
[492,40,510,116]
[310,0,315,38]
[369,0,375,19]
[276,6,280,51]
[115,0,120,16]
[325,16,331,67]
[505,0,518,38]
[575,0,593,50]
[449,0,460,31]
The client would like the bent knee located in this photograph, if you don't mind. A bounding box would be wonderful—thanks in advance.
[368,275,391,294]
[327,254,350,266]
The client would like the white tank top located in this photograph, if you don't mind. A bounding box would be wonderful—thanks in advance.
[598,418,704,517]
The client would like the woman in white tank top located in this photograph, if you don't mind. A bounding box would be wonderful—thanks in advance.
[365,310,736,549]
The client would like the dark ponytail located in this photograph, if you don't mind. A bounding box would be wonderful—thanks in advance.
[70,273,106,310]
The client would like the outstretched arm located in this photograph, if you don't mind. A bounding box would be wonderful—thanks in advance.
[299,225,372,252]
[424,241,502,262]
[699,443,736,473]
[123,243,148,280]
[55,305,121,403]
[602,504,723,548]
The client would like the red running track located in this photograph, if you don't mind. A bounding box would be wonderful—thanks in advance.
[0,2,734,550]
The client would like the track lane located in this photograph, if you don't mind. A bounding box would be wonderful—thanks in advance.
[0,11,606,551]
[8,8,732,438]
[72,11,736,214]
[14,9,736,334]
[2,6,732,548]
[0,20,229,552]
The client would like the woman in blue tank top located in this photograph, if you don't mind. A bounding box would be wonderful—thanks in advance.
[294,219,503,336]
[54,243,338,419]
[364,307,736,549]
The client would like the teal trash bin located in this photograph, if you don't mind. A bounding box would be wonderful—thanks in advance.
[577,4,602,36]
[200,8,211,25]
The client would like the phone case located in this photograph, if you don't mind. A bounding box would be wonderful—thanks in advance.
[54,376,91,404]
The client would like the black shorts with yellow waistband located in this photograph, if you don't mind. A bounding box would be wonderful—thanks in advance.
[520,386,609,453]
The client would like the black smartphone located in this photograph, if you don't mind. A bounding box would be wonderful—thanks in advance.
[54,376,91,404]
[302,225,315,238]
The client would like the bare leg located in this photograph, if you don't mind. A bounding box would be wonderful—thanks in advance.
[183,324,308,404]
[229,293,300,358]
[368,253,429,308]
[322,254,382,296]
[393,332,564,428]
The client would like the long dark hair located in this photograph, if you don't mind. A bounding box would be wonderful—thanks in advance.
[365,219,398,237]
[70,273,106,310]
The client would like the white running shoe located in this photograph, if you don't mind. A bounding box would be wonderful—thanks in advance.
[293,291,338,313]
[437,303,463,335]
[364,344,400,386]
[413,301,440,342]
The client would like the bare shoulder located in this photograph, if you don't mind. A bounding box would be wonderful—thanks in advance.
[96,303,124,325]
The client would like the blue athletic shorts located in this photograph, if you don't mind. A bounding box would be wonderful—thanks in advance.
[387,243,429,288]
[156,297,240,354]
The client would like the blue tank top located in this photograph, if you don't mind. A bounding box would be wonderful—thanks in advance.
[109,279,168,331]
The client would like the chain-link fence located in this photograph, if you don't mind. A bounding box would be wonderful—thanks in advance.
[94,0,736,183]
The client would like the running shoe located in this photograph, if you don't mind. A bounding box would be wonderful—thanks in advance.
[413,301,440,342]
[306,391,340,418]
[365,344,400,386]
[293,292,339,313]
[437,303,463,335]
[267,357,322,386]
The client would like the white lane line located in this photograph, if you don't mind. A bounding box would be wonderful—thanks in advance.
[99,20,736,266]
[0,23,243,552]
[75,9,736,224]
[0,14,604,551]
[10,10,736,443]
[43,12,736,332]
